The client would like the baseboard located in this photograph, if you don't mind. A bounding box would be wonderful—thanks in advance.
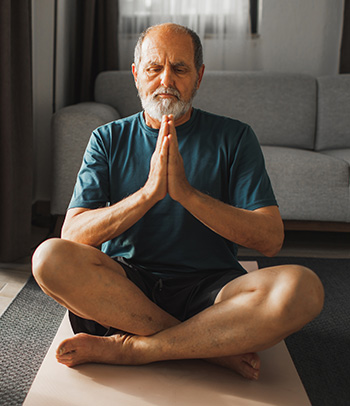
[53,215,65,237]
[283,220,350,233]
[32,201,52,228]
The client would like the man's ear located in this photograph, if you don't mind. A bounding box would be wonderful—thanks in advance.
[196,64,205,90]
[132,63,138,88]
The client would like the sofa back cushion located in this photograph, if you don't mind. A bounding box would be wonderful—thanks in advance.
[95,71,316,149]
[194,72,316,149]
[315,74,350,151]
[95,71,141,118]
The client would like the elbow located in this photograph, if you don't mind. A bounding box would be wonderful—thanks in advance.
[61,219,101,247]
[60,222,75,242]
[61,218,83,243]
[262,226,285,257]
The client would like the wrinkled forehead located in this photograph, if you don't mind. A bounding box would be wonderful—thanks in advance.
[140,29,195,67]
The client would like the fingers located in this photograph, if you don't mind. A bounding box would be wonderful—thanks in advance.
[156,115,170,153]
[167,115,176,137]
[164,115,179,153]
[145,116,169,202]
[155,115,177,158]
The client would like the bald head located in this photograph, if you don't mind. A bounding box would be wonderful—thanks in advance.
[134,23,203,73]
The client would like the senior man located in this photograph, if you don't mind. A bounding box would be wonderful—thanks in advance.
[32,23,324,381]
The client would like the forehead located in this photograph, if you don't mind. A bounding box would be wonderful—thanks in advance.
[140,29,195,66]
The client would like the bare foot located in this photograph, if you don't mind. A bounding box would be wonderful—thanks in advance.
[56,333,141,367]
[207,353,260,380]
[57,333,260,380]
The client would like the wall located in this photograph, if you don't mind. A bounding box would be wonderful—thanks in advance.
[31,0,345,203]
[260,0,344,76]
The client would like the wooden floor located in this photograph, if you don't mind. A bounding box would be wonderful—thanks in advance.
[0,260,31,317]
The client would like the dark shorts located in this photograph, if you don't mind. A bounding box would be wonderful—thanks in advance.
[69,259,246,336]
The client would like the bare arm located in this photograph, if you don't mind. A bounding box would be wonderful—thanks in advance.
[181,190,283,257]
[62,189,156,246]
[62,116,170,246]
[166,116,284,257]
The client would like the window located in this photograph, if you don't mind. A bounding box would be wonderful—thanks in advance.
[118,0,261,70]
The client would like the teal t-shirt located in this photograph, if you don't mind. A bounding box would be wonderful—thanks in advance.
[69,109,277,275]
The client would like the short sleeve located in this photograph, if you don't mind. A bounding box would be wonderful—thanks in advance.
[229,125,277,210]
[68,130,110,210]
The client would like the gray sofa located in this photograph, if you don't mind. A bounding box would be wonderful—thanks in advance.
[51,71,350,231]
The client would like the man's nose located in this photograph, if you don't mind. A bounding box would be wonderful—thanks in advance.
[160,66,175,88]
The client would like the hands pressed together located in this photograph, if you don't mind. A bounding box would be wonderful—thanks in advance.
[145,115,192,204]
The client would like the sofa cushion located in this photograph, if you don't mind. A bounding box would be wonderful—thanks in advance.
[262,146,350,222]
[320,149,350,165]
[316,75,350,151]
[194,72,317,149]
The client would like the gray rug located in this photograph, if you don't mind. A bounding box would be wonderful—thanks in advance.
[0,276,66,406]
[241,257,350,406]
[1,258,349,406]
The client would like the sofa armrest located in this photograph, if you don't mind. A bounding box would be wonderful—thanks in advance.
[51,102,120,216]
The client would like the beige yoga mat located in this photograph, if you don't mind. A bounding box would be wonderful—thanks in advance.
[24,262,310,406]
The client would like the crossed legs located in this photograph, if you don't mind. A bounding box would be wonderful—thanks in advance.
[32,238,324,380]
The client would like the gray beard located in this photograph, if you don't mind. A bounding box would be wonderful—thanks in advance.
[139,86,197,123]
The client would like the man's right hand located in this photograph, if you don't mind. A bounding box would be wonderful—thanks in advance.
[144,115,170,203]
[62,116,172,246]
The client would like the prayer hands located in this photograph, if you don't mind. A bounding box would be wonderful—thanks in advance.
[145,115,191,204]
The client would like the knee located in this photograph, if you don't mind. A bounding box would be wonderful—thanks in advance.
[275,265,324,328]
[32,238,69,287]
[293,265,324,318]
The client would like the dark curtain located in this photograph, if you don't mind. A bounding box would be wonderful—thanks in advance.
[74,0,119,103]
[0,1,33,262]
[340,0,350,73]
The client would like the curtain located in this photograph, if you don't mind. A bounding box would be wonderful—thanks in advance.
[118,0,260,71]
[73,0,120,103]
[0,0,33,262]
[0,1,33,262]
[340,0,350,73]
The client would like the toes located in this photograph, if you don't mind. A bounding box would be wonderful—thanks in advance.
[57,333,90,356]
[56,334,88,367]
[241,354,260,380]
[242,353,260,370]
[241,363,259,380]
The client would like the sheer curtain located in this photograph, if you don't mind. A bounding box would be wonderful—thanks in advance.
[118,0,261,71]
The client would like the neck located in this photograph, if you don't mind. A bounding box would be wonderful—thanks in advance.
[144,108,193,129]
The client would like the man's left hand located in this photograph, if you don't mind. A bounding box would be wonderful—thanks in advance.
[165,115,193,203]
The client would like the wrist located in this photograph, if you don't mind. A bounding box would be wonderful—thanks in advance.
[140,182,164,206]
[173,181,195,206]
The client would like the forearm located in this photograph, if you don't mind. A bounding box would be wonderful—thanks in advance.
[61,187,158,247]
[181,187,284,257]
[62,119,169,247]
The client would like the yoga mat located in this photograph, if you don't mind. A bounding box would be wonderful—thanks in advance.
[24,261,310,405]
[24,313,310,406]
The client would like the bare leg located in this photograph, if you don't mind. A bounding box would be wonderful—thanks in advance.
[32,238,178,335]
[33,238,324,379]
[33,238,261,378]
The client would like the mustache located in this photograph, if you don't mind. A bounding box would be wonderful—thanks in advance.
[153,87,181,99]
